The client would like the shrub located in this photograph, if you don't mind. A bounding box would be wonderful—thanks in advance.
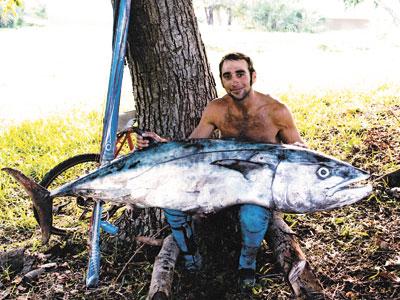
[249,0,324,32]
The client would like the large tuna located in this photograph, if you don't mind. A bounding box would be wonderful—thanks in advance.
[3,139,372,243]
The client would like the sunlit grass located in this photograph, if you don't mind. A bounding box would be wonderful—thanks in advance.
[280,84,400,172]
[0,111,102,237]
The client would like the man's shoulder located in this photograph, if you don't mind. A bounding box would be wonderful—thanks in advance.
[206,96,230,109]
[199,97,229,122]
[256,92,287,110]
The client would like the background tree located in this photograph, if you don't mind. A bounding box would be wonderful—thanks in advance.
[126,0,217,139]
[115,0,217,259]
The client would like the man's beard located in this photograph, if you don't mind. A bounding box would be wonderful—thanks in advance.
[227,79,253,102]
[229,88,251,102]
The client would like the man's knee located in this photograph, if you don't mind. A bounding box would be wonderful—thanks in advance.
[240,205,271,233]
[163,209,197,254]
[163,208,190,228]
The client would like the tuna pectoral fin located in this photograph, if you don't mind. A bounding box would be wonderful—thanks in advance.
[211,159,265,179]
[2,168,53,244]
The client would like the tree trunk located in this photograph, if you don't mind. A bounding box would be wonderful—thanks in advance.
[205,6,214,25]
[227,7,232,26]
[147,235,180,300]
[122,2,217,295]
[126,0,217,139]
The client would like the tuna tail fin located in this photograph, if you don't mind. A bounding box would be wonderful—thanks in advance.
[2,167,53,244]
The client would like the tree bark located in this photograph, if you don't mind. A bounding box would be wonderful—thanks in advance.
[147,235,180,300]
[267,212,324,299]
[126,0,217,139]
[123,3,217,296]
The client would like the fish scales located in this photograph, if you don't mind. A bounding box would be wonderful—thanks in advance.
[54,140,281,213]
[47,139,370,213]
[2,139,372,243]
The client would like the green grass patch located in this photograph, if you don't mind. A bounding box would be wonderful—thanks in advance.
[0,111,102,238]
[280,84,400,173]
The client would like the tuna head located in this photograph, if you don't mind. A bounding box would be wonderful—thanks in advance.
[271,147,372,213]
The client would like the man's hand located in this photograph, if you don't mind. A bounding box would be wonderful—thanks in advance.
[136,131,169,149]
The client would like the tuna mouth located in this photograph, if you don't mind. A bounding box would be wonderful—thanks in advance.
[326,174,371,197]
[324,174,373,209]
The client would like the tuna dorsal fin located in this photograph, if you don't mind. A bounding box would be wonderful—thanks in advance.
[211,159,265,179]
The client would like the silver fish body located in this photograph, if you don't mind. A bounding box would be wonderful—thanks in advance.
[3,139,372,243]
[51,139,372,214]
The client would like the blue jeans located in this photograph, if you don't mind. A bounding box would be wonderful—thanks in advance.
[164,204,271,270]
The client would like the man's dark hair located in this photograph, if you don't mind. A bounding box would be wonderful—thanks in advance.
[218,52,256,80]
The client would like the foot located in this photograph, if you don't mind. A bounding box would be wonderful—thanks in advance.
[238,268,255,292]
[183,252,202,271]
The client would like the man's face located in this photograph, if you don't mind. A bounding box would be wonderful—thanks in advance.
[220,59,256,102]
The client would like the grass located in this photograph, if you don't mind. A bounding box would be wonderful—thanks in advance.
[282,84,400,173]
[0,84,399,299]
[0,111,102,235]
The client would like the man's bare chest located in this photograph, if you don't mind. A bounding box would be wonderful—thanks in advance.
[216,109,279,143]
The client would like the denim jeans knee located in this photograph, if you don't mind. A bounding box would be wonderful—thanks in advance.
[163,208,197,254]
[239,204,271,247]
[164,208,191,227]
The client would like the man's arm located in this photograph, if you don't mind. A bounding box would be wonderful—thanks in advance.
[274,104,306,146]
[188,103,217,139]
[136,102,216,148]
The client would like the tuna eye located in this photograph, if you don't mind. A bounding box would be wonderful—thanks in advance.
[317,167,330,178]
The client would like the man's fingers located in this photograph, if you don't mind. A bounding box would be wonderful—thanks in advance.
[135,134,149,149]
[135,131,169,150]
[142,132,169,142]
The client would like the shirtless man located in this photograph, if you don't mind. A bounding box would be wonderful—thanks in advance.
[139,52,304,290]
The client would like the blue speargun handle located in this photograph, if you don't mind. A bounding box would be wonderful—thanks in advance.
[86,0,132,288]
[86,201,103,287]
